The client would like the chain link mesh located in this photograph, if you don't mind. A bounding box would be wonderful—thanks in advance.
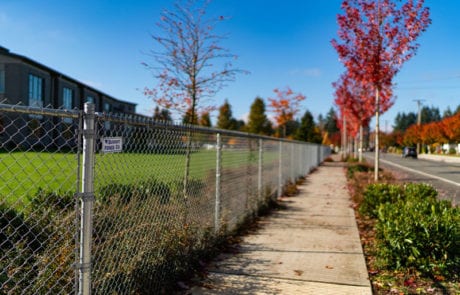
[0,105,80,294]
[0,103,330,294]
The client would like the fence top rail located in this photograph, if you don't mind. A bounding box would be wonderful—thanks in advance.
[97,111,307,142]
[0,102,81,118]
[0,101,327,147]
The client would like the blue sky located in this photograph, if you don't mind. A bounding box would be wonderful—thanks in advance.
[0,0,459,130]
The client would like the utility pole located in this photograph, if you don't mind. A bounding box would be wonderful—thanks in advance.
[414,99,425,154]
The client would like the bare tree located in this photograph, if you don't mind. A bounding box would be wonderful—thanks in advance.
[143,0,246,203]
[143,0,246,123]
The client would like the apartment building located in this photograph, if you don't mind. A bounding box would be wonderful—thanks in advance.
[0,46,137,150]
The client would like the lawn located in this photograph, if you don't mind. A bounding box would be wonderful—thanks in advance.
[0,148,274,210]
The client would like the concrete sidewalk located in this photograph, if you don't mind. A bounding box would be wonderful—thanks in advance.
[189,158,372,295]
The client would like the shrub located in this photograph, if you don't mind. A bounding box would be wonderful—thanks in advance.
[171,178,207,199]
[402,182,438,201]
[359,183,437,218]
[376,198,459,277]
[29,188,74,212]
[359,183,403,217]
[99,178,171,205]
[346,163,372,179]
[1,195,76,293]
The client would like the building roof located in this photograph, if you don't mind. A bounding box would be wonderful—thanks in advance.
[0,45,136,107]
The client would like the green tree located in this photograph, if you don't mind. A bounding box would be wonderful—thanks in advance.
[317,114,325,131]
[455,104,460,114]
[280,119,300,139]
[324,108,339,134]
[443,106,453,119]
[182,108,198,125]
[247,97,273,135]
[421,106,441,124]
[393,112,417,132]
[199,112,212,127]
[394,106,441,132]
[295,110,322,143]
[217,100,236,130]
[153,106,172,122]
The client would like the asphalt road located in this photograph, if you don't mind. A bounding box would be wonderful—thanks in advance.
[363,152,460,206]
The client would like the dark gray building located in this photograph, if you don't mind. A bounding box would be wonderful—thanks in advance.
[0,46,137,150]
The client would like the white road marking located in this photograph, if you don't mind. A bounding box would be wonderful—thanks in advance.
[379,158,460,187]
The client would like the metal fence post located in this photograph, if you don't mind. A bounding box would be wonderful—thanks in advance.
[290,144,294,181]
[278,141,283,199]
[258,139,263,204]
[214,133,222,233]
[79,102,96,295]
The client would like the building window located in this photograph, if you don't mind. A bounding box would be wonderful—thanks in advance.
[62,87,73,123]
[0,69,5,94]
[63,87,73,109]
[103,102,111,113]
[28,74,43,108]
[103,102,111,130]
[86,96,94,103]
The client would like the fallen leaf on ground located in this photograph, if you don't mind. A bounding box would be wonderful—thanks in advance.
[293,270,304,276]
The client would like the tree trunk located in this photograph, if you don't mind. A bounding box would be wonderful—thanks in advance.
[374,88,380,181]
[182,93,197,221]
[359,124,363,162]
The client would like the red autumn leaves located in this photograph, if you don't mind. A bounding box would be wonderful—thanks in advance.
[332,0,430,139]
[403,112,460,147]
[268,87,306,129]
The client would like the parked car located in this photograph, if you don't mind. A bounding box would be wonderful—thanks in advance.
[402,146,417,158]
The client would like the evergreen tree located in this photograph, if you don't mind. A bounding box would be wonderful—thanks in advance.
[295,110,322,143]
[182,107,198,125]
[324,108,339,134]
[443,106,453,119]
[233,119,246,131]
[455,104,460,115]
[153,106,172,122]
[317,114,325,131]
[421,106,441,124]
[217,100,236,130]
[279,119,300,139]
[199,112,212,127]
[393,112,417,132]
[247,97,272,135]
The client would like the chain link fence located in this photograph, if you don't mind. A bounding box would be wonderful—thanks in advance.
[0,102,330,294]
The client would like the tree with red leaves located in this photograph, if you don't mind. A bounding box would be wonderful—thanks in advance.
[332,0,430,180]
[268,87,306,138]
[333,72,389,161]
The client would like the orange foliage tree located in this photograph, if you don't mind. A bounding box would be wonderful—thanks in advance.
[441,112,460,142]
[403,124,422,147]
[268,87,306,137]
[420,121,446,146]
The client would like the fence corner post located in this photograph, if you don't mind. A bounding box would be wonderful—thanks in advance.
[79,102,96,295]
[214,133,222,234]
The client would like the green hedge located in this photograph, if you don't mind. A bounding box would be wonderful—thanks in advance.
[359,183,436,218]
[360,183,459,277]
[376,197,459,276]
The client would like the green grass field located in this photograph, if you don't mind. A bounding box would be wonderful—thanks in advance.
[0,149,274,209]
